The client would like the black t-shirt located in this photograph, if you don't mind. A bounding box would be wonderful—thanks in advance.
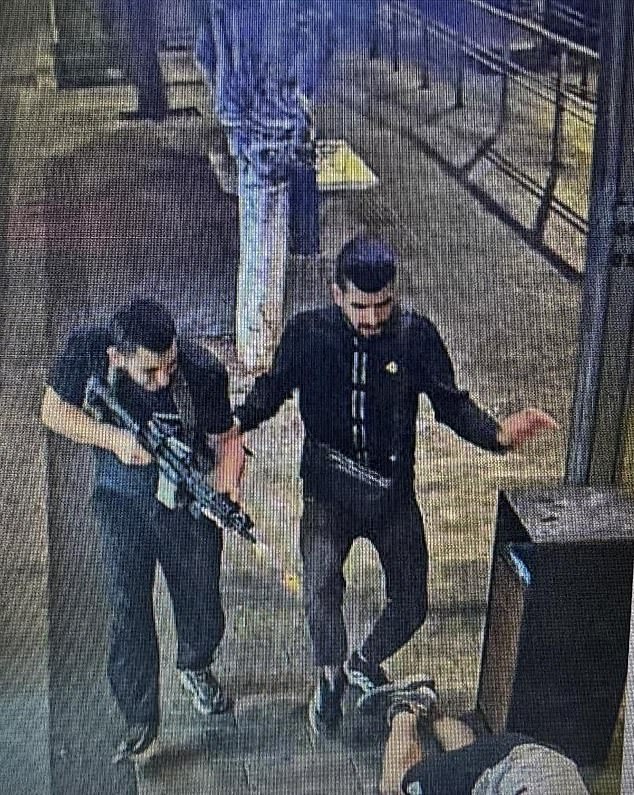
[401,733,531,794]
[47,325,233,496]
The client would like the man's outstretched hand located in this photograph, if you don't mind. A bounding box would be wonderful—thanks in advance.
[497,408,558,449]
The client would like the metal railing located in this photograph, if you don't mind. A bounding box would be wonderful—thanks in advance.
[376,0,599,267]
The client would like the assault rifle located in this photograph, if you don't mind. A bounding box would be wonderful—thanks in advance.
[84,374,256,544]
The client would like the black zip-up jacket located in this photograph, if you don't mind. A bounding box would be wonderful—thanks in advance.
[234,306,505,486]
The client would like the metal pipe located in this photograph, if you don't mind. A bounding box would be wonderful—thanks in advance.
[425,18,595,122]
[455,32,466,109]
[467,0,598,59]
[419,24,430,90]
[550,47,567,171]
[565,0,633,484]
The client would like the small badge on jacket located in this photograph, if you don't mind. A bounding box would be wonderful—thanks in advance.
[385,360,399,374]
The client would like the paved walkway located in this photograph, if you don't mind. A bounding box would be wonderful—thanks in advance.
[0,3,623,794]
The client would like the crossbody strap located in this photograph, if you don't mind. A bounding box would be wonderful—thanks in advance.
[170,366,197,441]
[388,311,414,480]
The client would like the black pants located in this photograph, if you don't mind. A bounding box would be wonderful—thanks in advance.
[101,0,168,118]
[93,488,225,727]
[299,491,428,668]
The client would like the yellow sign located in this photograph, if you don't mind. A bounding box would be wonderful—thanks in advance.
[316,139,379,192]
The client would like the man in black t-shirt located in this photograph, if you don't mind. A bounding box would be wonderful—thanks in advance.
[234,235,557,735]
[42,300,245,761]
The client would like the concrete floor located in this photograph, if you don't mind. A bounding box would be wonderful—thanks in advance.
[0,1,625,793]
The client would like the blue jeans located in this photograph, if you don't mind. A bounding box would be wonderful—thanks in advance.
[93,487,225,726]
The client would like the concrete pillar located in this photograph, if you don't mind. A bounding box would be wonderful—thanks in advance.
[236,164,289,371]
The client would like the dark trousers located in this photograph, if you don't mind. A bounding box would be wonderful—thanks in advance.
[93,488,225,726]
[299,491,428,668]
[101,0,168,118]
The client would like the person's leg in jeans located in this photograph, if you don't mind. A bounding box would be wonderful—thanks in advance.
[300,496,355,667]
[300,496,356,731]
[359,494,429,668]
[93,489,160,729]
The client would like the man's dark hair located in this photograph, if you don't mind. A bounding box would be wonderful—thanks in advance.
[109,299,176,354]
[335,235,397,293]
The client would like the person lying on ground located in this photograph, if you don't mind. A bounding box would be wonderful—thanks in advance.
[379,688,589,795]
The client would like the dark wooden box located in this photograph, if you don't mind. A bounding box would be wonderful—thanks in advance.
[477,487,634,764]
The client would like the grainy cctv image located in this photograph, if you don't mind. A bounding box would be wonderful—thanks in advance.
[1,0,633,793]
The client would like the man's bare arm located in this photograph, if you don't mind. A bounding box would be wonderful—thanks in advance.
[41,386,152,466]
[208,423,246,503]
[380,711,423,795]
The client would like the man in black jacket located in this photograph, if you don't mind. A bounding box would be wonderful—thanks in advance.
[234,236,556,734]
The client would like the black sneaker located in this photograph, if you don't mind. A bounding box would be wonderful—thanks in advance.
[356,674,436,716]
[308,671,345,735]
[344,651,390,694]
[112,721,158,764]
[179,667,233,716]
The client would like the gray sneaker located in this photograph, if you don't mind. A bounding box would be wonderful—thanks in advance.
[179,667,233,716]
[356,676,436,716]
[112,721,158,764]
[344,651,390,694]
